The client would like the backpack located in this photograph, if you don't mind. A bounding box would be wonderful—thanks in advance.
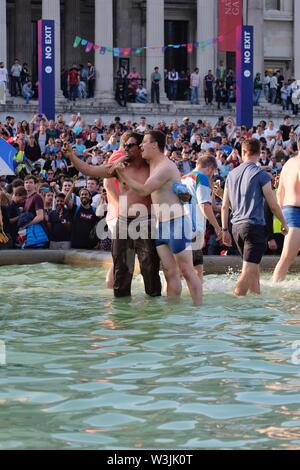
[24,223,49,249]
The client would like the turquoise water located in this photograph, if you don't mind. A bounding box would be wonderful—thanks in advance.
[1,263,300,450]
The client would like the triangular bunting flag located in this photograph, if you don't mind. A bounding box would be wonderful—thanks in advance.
[73,36,82,48]
[85,42,94,53]
[72,34,218,58]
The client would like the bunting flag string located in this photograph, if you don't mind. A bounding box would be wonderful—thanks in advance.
[72,34,224,56]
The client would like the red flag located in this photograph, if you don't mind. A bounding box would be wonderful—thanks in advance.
[218,0,243,52]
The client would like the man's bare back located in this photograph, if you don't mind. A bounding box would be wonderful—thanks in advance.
[278,155,300,207]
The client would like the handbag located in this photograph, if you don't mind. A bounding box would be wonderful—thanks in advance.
[24,224,49,249]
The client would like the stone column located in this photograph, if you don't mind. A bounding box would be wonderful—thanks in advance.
[0,0,7,66]
[248,0,264,75]
[94,0,114,102]
[294,0,300,80]
[15,0,32,67]
[146,0,166,101]
[64,0,81,68]
[15,0,32,70]
[197,0,215,81]
[116,0,131,56]
[42,0,63,99]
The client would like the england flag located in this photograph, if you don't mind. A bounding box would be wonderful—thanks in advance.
[0,137,17,176]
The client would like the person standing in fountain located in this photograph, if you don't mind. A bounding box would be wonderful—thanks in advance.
[116,131,203,306]
[222,138,288,297]
[273,135,300,283]
[64,136,161,299]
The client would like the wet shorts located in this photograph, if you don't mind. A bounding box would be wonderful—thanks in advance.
[283,206,300,229]
[156,216,192,255]
[232,223,267,265]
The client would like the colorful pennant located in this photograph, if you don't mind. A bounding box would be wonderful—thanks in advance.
[73,36,81,48]
[72,33,224,56]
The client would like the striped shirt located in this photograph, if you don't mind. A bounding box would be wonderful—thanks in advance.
[182,170,212,233]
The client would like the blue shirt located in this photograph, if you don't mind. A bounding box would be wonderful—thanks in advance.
[72,143,86,156]
[226,162,271,226]
[220,144,233,156]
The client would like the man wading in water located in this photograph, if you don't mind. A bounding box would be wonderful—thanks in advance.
[65,136,161,298]
[222,138,288,297]
[116,131,202,306]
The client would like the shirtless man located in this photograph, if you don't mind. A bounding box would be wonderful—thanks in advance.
[65,134,161,298]
[117,130,203,306]
[273,135,300,282]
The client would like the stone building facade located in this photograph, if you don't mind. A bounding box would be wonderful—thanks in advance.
[0,0,299,102]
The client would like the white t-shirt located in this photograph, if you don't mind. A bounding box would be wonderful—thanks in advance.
[264,128,278,141]
[0,67,8,83]
[181,170,212,234]
[11,64,22,77]
[38,133,47,152]
[136,88,147,97]
[270,76,278,89]
[252,132,265,140]
[191,73,201,87]
[201,141,216,151]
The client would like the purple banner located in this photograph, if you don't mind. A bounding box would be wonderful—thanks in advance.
[38,19,55,120]
[236,25,254,129]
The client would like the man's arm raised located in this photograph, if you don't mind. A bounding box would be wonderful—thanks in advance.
[64,146,113,179]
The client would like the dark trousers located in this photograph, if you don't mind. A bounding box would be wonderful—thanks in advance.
[69,84,78,101]
[169,82,178,100]
[12,77,21,96]
[205,89,213,104]
[151,83,160,104]
[112,218,162,298]
[292,102,299,116]
[87,79,95,98]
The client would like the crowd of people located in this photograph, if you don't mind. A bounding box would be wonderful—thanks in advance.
[0,110,300,255]
[1,59,299,112]
[1,111,300,303]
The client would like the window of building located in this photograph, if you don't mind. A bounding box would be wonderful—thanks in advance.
[265,0,281,10]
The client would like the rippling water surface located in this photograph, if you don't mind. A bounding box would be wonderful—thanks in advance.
[1,263,300,450]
